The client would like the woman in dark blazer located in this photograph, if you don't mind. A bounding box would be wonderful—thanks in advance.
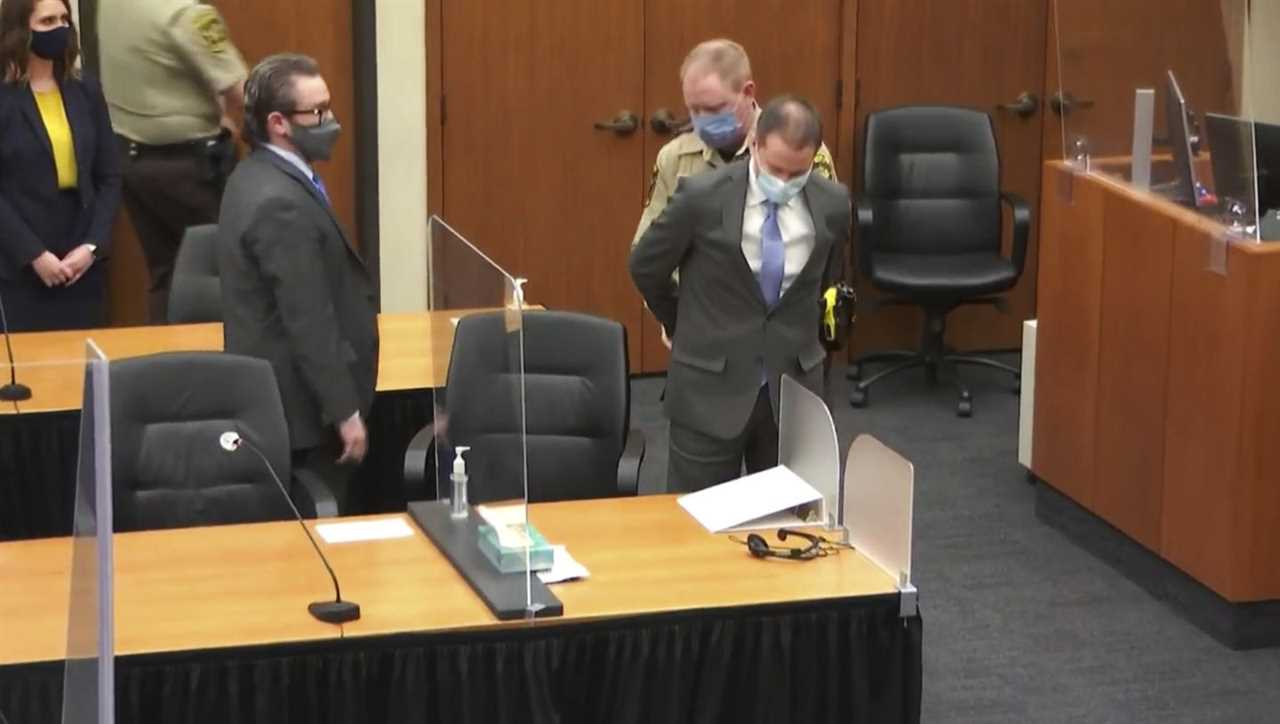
[0,0,121,331]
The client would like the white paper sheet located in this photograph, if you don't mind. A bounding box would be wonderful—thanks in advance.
[537,546,590,584]
[315,517,415,544]
[677,466,824,533]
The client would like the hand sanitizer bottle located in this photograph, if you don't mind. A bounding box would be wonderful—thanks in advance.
[450,446,471,519]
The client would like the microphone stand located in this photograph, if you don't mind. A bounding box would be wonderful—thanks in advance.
[0,293,31,402]
[230,434,360,624]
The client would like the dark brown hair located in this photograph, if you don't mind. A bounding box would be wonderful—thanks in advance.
[757,95,823,152]
[0,0,80,84]
[243,53,321,145]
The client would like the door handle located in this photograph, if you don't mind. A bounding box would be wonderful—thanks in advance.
[650,108,691,135]
[593,110,640,135]
[997,91,1040,119]
[1049,91,1095,116]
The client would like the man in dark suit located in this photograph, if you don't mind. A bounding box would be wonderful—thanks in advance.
[630,95,849,492]
[217,54,378,510]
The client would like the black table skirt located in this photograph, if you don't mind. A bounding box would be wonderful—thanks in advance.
[0,596,923,724]
[0,389,436,541]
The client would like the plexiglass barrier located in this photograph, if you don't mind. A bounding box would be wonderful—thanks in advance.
[62,341,113,724]
[426,215,536,614]
[1054,0,1271,240]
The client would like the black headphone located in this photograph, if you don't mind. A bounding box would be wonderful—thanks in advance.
[734,529,851,560]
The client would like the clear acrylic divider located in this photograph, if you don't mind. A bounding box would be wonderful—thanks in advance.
[842,434,914,591]
[778,375,843,530]
[1054,0,1260,238]
[61,341,114,724]
[426,215,536,615]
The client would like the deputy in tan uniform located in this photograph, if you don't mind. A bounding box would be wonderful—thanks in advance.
[99,0,248,322]
[634,39,836,348]
[634,39,837,247]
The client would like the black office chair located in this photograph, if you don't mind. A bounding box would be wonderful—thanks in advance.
[110,352,338,531]
[167,224,222,324]
[403,310,645,504]
[848,106,1029,417]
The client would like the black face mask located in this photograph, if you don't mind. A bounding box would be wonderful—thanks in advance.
[29,26,70,61]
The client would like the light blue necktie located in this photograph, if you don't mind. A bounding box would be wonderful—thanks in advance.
[311,172,330,204]
[759,201,785,308]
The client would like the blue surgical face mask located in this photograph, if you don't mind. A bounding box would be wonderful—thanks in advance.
[691,99,745,150]
[756,162,812,205]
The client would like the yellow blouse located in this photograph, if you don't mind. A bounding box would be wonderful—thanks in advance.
[32,85,78,190]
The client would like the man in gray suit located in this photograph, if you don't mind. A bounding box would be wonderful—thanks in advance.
[218,54,378,510]
[630,96,849,492]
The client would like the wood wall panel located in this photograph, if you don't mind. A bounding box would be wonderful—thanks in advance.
[1235,246,1280,600]
[1162,220,1247,598]
[1092,187,1175,552]
[1031,164,1105,507]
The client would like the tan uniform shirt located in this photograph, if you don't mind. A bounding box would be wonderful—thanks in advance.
[633,109,838,247]
[98,0,247,145]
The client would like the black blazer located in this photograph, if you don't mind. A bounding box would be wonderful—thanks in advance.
[0,73,122,279]
[630,162,850,439]
[217,148,379,451]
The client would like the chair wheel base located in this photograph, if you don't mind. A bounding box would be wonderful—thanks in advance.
[957,393,973,417]
[849,388,869,408]
[846,363,862,381]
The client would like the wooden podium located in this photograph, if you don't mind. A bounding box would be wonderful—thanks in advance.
[1032,160,1280,648]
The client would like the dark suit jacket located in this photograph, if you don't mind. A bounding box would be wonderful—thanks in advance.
[0,74,121,279]
[630,162,850,439]
[217,148,379,451]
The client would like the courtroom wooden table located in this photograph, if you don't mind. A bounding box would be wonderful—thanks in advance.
[0,310,503,541]
[0,496,921,724]
[3,310,476,415]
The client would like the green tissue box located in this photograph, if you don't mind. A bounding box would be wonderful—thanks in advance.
[477,523,555,573]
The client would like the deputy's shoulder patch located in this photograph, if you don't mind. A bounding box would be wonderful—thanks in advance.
[814,146,836,180]
[190,6,230,55]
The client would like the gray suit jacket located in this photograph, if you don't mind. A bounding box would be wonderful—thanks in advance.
[630,161,850,439]
[217,148,379,451]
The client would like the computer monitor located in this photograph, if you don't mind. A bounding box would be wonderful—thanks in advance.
[1163,70,1200,207]
[1205,112,1280,223]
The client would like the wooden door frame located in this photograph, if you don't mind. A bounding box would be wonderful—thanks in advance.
[836,0,860,185]
[427,0,444,215]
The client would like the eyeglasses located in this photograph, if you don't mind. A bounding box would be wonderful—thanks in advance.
[286,107,333,123]
[729,529,856,561]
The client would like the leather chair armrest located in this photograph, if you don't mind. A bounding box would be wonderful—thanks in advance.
[1001,191,1032,275]
[616,429,646,497]
[403,423,436,502]
[293,468,339,519]
[853,195,876,279]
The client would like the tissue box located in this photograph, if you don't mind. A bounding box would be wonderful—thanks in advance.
[477,523,555,573]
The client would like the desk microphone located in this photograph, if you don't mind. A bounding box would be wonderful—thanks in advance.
[219,430,360,624]
[0,291,31,402]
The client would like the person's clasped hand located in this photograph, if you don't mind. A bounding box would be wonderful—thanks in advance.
[31,250,73,287]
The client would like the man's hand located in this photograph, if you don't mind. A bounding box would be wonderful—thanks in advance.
[61,245,96,285]
[31,251,72,287]
[661,326,672,350]
[337,412,368,464]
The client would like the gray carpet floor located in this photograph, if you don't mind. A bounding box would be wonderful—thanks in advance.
[629,356,1280,724]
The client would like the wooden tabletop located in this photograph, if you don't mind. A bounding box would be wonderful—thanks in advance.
[0,495,898,666]
[3,310,494,414]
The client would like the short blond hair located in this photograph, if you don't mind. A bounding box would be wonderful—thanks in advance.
[679,39,752,90]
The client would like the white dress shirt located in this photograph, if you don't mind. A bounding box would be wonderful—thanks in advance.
[265,143,316,181]
[742,160,816,297]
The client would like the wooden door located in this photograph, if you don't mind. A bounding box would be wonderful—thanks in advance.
[439,0,646,370]
[638,0,849,372]
[853,0,1050,354]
